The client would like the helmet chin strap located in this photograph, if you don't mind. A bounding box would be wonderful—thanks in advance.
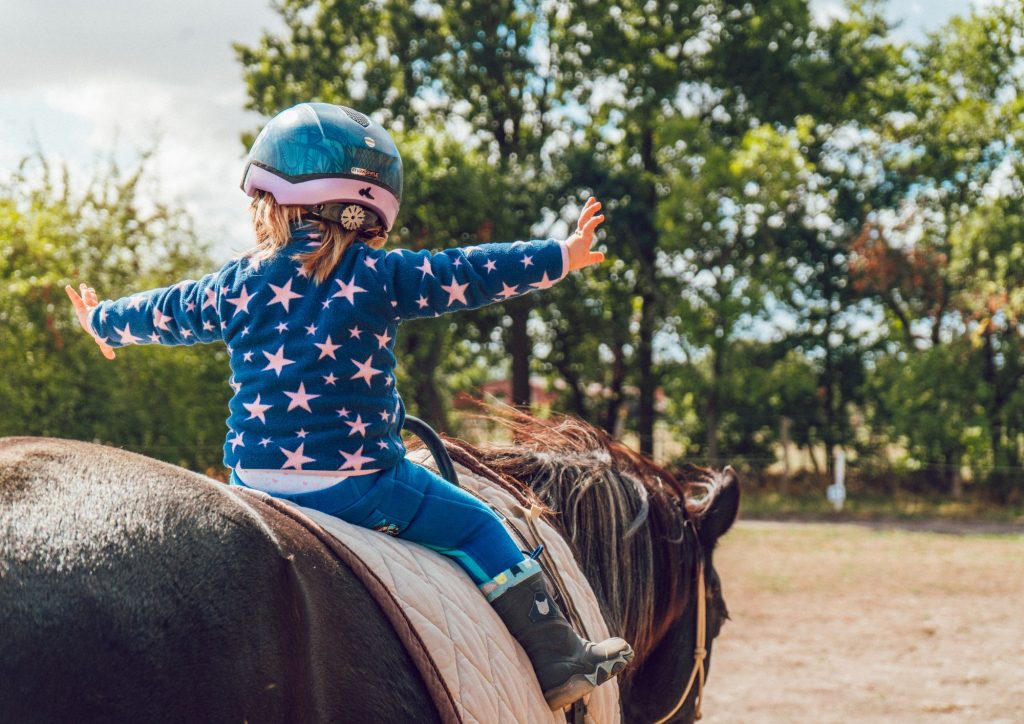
[303,203,381,231]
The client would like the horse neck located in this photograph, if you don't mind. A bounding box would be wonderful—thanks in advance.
[526,467,698,665]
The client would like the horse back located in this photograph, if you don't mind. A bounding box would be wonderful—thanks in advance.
[0,437,439,724]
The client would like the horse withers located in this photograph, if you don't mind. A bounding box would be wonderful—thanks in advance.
[0,418,738,723]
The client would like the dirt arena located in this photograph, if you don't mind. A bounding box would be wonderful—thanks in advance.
[702,520,1024,723]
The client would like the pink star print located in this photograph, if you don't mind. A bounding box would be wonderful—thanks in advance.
[333,277,367,304]
[115,324,141,345]
[262,345,294,377]
[416,295,429,309]
[530,272,557,290]
[243,394,272,423]
[484,259,497,273]
[441,279,469,306]
[275,322,288,333]
[148,333,161,343]
[203,288,218,310]
[185,301,195,312]
[415,257,434,277]
[280,443,315,470]
[305,324,317,336]
[267,278,303,312]
[374,330,392,349]
[296,428,308,439]
[127,295,145,311]
[181,329,193,339]
[364,256,378,270]
[349,325,362,339]
[296,264,311,278]
[336,407,350,418]
[495,282,519,300]
[259,437,272,448]
[350,356,383,387]
[314,335,341,360]
[226,285,255,315]
[520,254,534,268]
[284,382,320,412]
[345,414,370,437]
[230,377,242,393]
[339,445,374,471]
[323,373,338,385]
[203,320,215,332]
[243,351,254,362]
[229,432,244,451]
[153,309,173,331]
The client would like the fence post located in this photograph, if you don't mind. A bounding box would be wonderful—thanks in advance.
[826,448,846,512]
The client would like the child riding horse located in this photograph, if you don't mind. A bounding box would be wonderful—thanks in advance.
[65,102,632,710]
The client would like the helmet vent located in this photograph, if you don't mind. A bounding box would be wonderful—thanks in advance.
[343,108,371,127]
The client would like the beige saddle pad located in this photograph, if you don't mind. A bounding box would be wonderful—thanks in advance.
[278,450,621,724]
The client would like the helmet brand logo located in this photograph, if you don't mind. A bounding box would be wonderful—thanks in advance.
[358,186,376,200]
[364,136,376,148]
[351,167,380,180]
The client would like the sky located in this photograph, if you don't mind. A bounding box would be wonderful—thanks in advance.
[0,0,978,262]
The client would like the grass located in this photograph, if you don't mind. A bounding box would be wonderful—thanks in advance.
[739,488,1024,525]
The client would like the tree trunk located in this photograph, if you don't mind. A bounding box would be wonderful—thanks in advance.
[602,341,627,436]
[508,297,532,408]
[636,287,656,456]
[635,123,660,457]
[404,325,449,431]
[949,454,963,499]
[780,416,792,496]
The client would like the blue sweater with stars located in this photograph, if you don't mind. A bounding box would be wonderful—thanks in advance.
[88,221,569,475]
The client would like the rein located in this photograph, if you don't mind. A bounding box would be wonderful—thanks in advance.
[651,558,707,723]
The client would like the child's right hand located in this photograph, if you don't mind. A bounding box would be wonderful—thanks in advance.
[563,197,606,272]
[65,283,116,360]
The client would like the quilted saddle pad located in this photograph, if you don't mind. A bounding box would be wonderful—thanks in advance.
[273,450,622,724]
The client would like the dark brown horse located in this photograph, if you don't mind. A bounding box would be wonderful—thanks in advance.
[0,415,738,723]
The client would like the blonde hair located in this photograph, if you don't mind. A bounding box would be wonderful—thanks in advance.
[245,191,388,284]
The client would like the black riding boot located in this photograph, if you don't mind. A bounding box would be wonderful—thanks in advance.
[488,561,634,710]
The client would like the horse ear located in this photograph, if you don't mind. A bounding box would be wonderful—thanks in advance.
[698,466,740,550]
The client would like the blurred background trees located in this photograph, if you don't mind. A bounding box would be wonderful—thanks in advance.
[6,0,1023,503]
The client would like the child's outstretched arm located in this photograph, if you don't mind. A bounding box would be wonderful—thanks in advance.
[381,197,605,322]
[65,269,227,354]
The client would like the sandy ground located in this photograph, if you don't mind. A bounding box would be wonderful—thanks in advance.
[701,520,1024,723]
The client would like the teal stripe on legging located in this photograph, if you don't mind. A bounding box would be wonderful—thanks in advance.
[421,543,492,585]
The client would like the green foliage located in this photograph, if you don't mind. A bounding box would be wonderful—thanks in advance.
[9,0,1024,505]
[0,154,229,471]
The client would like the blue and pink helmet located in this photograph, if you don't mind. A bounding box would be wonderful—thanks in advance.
[241,102,403,231]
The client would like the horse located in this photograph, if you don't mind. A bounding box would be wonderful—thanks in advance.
[0,413,738,723]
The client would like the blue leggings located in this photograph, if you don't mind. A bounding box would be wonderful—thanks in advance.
[230,459,526,585]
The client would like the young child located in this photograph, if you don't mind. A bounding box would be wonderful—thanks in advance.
[66,102,632,709]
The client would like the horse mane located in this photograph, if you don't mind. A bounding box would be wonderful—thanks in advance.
[437,408,719,668]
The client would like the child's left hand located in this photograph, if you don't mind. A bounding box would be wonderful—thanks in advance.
[65,283,116,360]
[563,196,606,272]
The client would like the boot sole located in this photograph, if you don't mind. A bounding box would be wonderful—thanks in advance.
[544,648,634,711]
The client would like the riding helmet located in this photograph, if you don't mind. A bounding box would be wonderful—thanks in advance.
[241,102,403,230]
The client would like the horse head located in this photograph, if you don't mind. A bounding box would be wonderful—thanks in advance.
[620,464,740,723]
[442,412,741,722]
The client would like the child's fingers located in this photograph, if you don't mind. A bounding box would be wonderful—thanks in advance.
[65,284,86,313]
[589,251,605,265]
[578,199,602,229]
[581,214,605,239]
[99,340,116,360]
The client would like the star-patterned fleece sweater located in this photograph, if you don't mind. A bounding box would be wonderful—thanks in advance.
[88,221,569,477]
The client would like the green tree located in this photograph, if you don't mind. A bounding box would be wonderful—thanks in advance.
[235,0,573,412]
[0,153,229,472]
